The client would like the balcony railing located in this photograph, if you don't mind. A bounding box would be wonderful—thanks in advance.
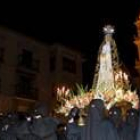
[17,55,40,72]
[15,84,38,100]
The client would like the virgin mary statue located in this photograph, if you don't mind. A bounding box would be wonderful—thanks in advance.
[92,25,121,97]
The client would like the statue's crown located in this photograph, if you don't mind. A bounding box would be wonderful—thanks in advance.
[103,25,115,34]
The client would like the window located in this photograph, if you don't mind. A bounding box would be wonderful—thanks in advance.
[50,56,56,72]
[18,49,40,72]
[17,75,32,94]
[62,57,76,73]
[22,49,33,68]
[18,49,33,69]
[16,74,38,99]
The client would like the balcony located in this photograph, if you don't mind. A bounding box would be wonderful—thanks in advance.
[17,55,40,73]
[15,84,38,100]
[12,97,37,112]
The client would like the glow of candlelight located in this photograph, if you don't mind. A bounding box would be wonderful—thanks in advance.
[62,86,65,93]
[123,73,128,80]
[115,74,119,81]
[65,89,70,97]
[118,70,122,78]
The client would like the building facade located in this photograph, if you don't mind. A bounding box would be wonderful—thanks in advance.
[0,26,84,113]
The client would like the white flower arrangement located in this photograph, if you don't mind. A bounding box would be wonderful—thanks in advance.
[55,85,139,115]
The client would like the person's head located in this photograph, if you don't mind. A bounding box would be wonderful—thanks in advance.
[33,102,49,117]
[68,107,80,122]
[6,112,18,124]
[88,99,105,121]
[57,123,65,132]
[126,108,139,128]
[108,106,122,127]
[90,99,105,111]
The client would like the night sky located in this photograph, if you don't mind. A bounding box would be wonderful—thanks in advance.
[0,2,140,87]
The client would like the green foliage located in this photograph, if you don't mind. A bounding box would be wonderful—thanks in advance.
[75,83,88,96]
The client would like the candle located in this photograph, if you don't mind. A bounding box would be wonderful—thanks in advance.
[65,89,70,97]
[123,73,128,80]
[62,86,65,94]
[115,74,119,81]
[119,70,122,78]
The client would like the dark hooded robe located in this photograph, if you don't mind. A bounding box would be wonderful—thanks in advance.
[0,113,18,140]
[123,108,139,140]
[30,103,60,140]
[66,107,83,140]
[0,131,17,140]
[56,123,66,140]
[7,114,42,140]
[82,99,120,140]
[108,106,123,139]
[30,116,59,140]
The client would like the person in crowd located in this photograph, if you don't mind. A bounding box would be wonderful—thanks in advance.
[30,102,60,140]
[65,106,83,140]
[82,99,120,140]
[0,112,18,140]
[7,112,42,140]
[56,123,66,140]
[108,106,123,139]
[123,108,139,140]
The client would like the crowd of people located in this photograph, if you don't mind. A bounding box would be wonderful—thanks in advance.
[0,99,140,140]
